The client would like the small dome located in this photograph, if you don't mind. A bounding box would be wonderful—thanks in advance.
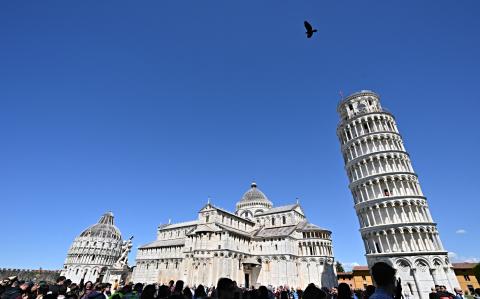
[236,182,273,210]
[241,182,270,202]
[79,211,122,240]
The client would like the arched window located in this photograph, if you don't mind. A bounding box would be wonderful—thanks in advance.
[282,216,286,225]
[272,218,275,226]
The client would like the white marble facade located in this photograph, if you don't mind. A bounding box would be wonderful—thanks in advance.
[336,91,459,299]
[132,183,337,289]
[61,212,124,283]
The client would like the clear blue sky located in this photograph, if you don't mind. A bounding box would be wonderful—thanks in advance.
[1,1,479,270]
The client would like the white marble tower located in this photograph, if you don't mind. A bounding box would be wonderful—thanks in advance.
[336,91,459,299]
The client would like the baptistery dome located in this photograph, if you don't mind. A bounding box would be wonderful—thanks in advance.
[236,182,273,219]
[61,212,124,283]
[79,212,122,240]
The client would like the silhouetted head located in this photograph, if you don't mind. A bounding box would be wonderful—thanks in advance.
[371,262,396,289]
[216,278,235,299]
[194,285,207,298]
[174,281,184,294]
[157,285,170,299]
[337,283,351,299]
[141,285,156,299]
[183,287,193,299]
[303,283,326,299]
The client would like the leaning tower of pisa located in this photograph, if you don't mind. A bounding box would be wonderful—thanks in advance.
[336,91,459,299]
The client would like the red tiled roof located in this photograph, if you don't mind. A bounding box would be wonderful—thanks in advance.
[452,262,478,269]
[337,272,353,276]
[353,266,369,271]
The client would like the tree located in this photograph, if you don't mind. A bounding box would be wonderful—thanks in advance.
[474,263,480,283]
[336,261,345,273]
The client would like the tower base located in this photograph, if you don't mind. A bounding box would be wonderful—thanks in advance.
[367,252,459,299]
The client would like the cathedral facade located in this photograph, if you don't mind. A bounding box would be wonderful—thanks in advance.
[132,183,337,288]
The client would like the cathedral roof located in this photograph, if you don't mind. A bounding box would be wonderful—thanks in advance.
[253,225,298,238]
[79,211,122,240]
[159,220,199,230]
[296,221,330,232]
[216,223,252,238]
[256,204,303,216]
[139,238,185,249]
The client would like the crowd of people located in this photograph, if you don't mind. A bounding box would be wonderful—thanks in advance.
[1,263,479,299]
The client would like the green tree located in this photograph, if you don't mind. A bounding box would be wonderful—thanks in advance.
[474,263,480,283]
[336,261,345,273]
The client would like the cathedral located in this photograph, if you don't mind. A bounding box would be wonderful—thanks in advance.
[132,182,337,288]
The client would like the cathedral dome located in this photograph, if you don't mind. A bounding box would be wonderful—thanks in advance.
[236,182,273,217]
[240,182,270,203]
[79,211,122,240]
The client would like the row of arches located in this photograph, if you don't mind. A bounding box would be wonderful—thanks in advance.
[139,245,184,259]
[362,226,443,254]
[66,253,118,265]
[339,113,398,144]
[256,213,296,227]
[72,238,121,250]
[347,152,414,183]
[338,94,381,121]
[68,247,121,256]
[356,198,433,228]
[343,133,406,162]
[298,241,333,257]
[350,174,424,204]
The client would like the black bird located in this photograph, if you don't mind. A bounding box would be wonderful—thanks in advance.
[304,21,317,38]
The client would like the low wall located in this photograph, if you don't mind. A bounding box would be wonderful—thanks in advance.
[0,268,61,283]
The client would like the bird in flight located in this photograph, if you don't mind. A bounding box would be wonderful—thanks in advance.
[304,21,317,38]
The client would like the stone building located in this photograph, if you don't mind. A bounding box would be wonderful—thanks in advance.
[132,182,337,288]
[61,212,126,283]
[336,90,459,299]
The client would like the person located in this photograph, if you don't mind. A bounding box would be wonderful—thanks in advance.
[36,283,49,299]
[80,281,94,299]
[370,262,402,299]
[87,284,106,299]
[1,278,22,299]
[57,285,68,299]
[258,286,270,299]
[472,289,480,299]
[216,278,235,299]
[50,277,67,297]
[66,283,78,299]
[168,281,175,294]
[337,284,351,299]
[156,285,170,299]
[430,287,439,299]
[364,286,375,299]
[438,286,454,299]
[330,288,338,299]
[140,285,155,299]
[454,288,464,299]
[183,287,193,299]
[173,281,184,296]
[302,284,326,299]
[194,285,207,299]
